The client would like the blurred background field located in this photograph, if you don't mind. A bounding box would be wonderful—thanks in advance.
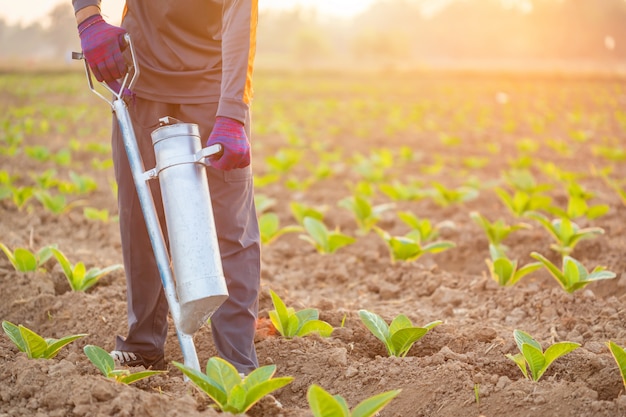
[1,0,626,74]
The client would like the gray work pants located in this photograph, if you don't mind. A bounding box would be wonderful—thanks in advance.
[111,97,260,374]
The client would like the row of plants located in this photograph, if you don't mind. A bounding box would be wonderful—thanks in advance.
[5,286,626,414]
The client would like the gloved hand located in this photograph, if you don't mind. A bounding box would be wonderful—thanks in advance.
[206,117,251,171]
[77,14,128,84]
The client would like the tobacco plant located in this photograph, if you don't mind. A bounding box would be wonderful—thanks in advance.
[506,329,579,381]
[530,252,616,293]
[299,217,355,254]
[495,188,552,217]
[429,182,478,207]
[51,248,123,291]
[0,242,56,272]
[606,341,626,389]
[173,357,293,414]
[374,227,455,263]
[307,384,401,417]
[525,211,604,256]
[269,289,334,338]
[358,310,442,357]
[35,190,84,214]
[3,320,87,359]
[486,245,542,287]
[338,194,394,235]
[258,213,302,245]
[84,345,165,384]
[470,211,530,250]
[290,201,325,225]
[398,211,453,244]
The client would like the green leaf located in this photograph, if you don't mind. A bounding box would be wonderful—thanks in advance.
[44,333,87,359]
[84,345,115,376]
[543,342,580,378]
[511,262,542,285]
[206,357,240,394]
[606,341,626,389]
[19,325,48,358]
[2,320,27,352]
[390,327,429,357]
[351,389,401,417]
[303,217,330,253]
[531,252,567,289]
[51,248,75,285]
[358,310,391,350]
[307,384,350,417]
[269,289,290,336]
[521,343,546,381]
[13,248,37,272]
[492,257,514,286]
[506,353,529,379]
[389,315,412,334]
[298,320,334,338]
[513,329,542,352]
[242,365,276,391]
[118,369,166,385]
[327,233,356,254]
[243,376,294,413]
[172,361,228,408]
[226,384,247,413]
[421,241,456,254]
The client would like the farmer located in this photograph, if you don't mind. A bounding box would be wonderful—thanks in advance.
[71,0,260,375]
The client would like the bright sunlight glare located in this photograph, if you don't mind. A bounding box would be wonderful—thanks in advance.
[0,0,379,25]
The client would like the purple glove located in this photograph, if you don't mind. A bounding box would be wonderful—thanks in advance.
[78,14,127,84]
[206,117,251,171]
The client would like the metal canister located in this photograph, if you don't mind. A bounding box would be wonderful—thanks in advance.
[150,118,228,334]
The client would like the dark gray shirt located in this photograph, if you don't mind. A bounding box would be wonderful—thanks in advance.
[73,0,257,124]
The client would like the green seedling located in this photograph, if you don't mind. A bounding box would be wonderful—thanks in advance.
[547,181,610,220]
[268,289,333,338]
[3,320,87,359]
[31,169,59,189]
[470,211,530,250]
[495,188,552,217]
[606,341,626,389]
[398,211,453,243]
[173,357,293,414]
[84,345,165,384]
[51,248,123,292]
[338,194,394,235]
[429,182,478,207]
[63,172,98,194]
[379,180,428,201]
[506,329,579,381]
[91,157,114,171]
[265,148,303,174]
[259,213,302,245]
[83,207,117,223]
[503,169,553,194]
[374,227,455,263]
[358,309,442,357]
[530,252,616,293]
[299,217,355,254]
[254,193,276,214]
[525,211,604,256]
[0,242,56,272]
[9,186,35,211]
[307,384,401,417]
[34,190,84,215]
[24,145,51,161]
[351,149,393,182]
[485,245,542,286]
[290,201,325,225]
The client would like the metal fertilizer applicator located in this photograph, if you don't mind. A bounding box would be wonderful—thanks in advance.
[73,34,228,372]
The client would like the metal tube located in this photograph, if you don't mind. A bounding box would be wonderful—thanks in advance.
[112,98,200,372]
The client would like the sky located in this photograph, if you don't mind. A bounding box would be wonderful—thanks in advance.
[0,0,379,25]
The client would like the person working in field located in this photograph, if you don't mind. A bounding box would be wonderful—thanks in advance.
[72,0,261,375]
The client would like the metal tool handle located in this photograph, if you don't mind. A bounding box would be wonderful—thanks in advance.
[72,33,140,108]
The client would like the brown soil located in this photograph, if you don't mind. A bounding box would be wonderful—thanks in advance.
[1,70,626,417]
